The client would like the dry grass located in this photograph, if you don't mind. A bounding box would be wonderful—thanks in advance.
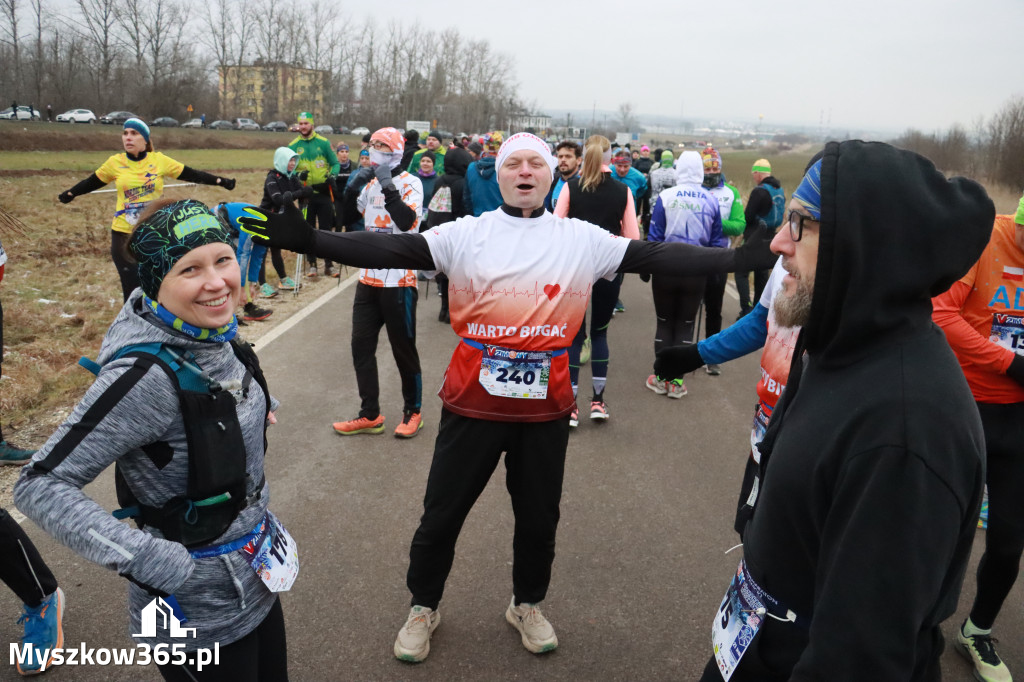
[0,163,340,448]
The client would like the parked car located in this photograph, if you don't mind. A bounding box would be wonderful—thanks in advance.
[209,120,233,130]
[181,118,203,128]
[289,123,301,132]
[0,106,41,121]
[151,117,179,127]
[336,125,351,134]
[232,117,260,131]
[314,124,333,136]
[55,108,96,123]
[99,111,139,125]
[262,120,287,132]
[351,126,370,135]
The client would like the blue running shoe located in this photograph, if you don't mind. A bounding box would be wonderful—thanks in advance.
[16,587,64,675]
[0,441,35,465]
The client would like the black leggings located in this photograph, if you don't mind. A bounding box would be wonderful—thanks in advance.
[304,194,336,269]
[111,230,140,302]
[702,271,726,338]
[258,249,289,285]
[969,401,1024,629]
[158,597,287,681]
[407,410,569,609]
[0,508,58,608]
[351,283,422,418]
[568,276,621,389]
[651,273,705,356]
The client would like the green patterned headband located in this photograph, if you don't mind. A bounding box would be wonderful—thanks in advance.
[129,200,233,299]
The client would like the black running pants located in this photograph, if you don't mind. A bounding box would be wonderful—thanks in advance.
[703,271,726,338]
[351,283,422,419]
[0,508,58,608]
[407,410,569,609]
[568,275,621,388]
[111,230,140,302]
[970,400,1024,630]
[158,597,287,681]
[651,274,705,355]
[304,193,336,270]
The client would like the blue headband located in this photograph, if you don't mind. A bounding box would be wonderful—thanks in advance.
[124,118,150,143]
[793,159,823,220]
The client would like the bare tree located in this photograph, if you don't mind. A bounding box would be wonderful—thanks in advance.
[76,0,120,111]
[0,0,21,98]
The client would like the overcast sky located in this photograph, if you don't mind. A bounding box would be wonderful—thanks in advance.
[371,0,1023,134]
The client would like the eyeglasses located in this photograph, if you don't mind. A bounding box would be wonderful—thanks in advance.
[369,140,391,151]
[787,209,818,242]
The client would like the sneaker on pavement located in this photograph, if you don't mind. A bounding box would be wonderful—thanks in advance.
[614,299,625,313]
[645,374,668,395]
[579,337,592,365]
[666,379,687,399]
[956,625,1012,682]
[307,266,318,278]
[333,415,385,435]
[394,605,440,663]
[395,412,423,439]
[323,265,335,278]
[16,587,64,676]
[568,406,579,428]
[242,302,273,322]
[278,276,297,290]
[0,441,36,465]
[259,283,278,298]
[705,363,722,376]
[505,597,558,654]
[590,396,609,421]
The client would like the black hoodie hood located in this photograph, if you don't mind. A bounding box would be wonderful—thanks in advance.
[803,140,994,367]
[444,147,472,178]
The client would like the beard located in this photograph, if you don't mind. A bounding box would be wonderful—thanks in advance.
[774,263,814,329]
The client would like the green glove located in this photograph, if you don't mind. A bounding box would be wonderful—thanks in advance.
[237,203,316,253]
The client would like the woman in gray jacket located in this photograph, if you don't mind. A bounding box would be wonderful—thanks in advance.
[15,199,293,681]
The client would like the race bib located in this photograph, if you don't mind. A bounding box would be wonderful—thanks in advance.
[712,560,766,681]
[239,512,299,592]
[478,345,551,399]
[990,312,1024,356]
[749,404,771,464]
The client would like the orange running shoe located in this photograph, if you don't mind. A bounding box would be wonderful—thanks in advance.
[394,411,423,438]
[333,415,385,435]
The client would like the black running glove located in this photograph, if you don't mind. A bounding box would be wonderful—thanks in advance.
[297,170,309,183]
[237,203,316,253]
[219,177,236,191]
[639,272,651,283]
[733,226,777,273]
[654,344,705,379]
[1007,355,1024,388]
[58,190,74,204]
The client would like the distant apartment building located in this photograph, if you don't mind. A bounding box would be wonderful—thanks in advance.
[218,62,329,123]
[510,113,552,133]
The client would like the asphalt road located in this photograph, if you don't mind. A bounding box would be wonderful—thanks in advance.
[1,274,1020,681]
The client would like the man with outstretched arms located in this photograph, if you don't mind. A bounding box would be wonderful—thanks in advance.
[694,143,993,681]
[238,132,775,665]
[289,111,340,277]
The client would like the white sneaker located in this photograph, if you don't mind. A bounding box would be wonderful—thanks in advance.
[645,374,667,395]
[394,605,440,663]
[505,597,558,653]
[666,379,687,399]
[955,624,1012,682]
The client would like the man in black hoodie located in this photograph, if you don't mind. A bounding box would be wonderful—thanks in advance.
[736,160,786,319]
[699,141,994,680]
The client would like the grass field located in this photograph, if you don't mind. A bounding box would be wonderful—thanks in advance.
[0,124,1020,447]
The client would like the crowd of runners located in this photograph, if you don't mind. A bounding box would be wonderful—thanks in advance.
[0,112,1020,681]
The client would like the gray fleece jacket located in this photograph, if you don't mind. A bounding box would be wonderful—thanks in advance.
[15,290,281,651]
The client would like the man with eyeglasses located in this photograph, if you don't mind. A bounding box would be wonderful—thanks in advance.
[678,143,991,681]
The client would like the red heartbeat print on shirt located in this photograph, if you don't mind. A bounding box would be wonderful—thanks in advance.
[449,280,591,300]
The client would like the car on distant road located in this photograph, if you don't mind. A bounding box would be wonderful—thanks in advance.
[232,117,260,130]
[262,120,287,132]
[351,126,370,136]
[151,117,179,127]
[209,120,233,130]
[0,106,41,121]
[181,118,203,128]
[55,108,96,123]
[314,124,333,136]
[99,111,139,125]
[336,125,351,134]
